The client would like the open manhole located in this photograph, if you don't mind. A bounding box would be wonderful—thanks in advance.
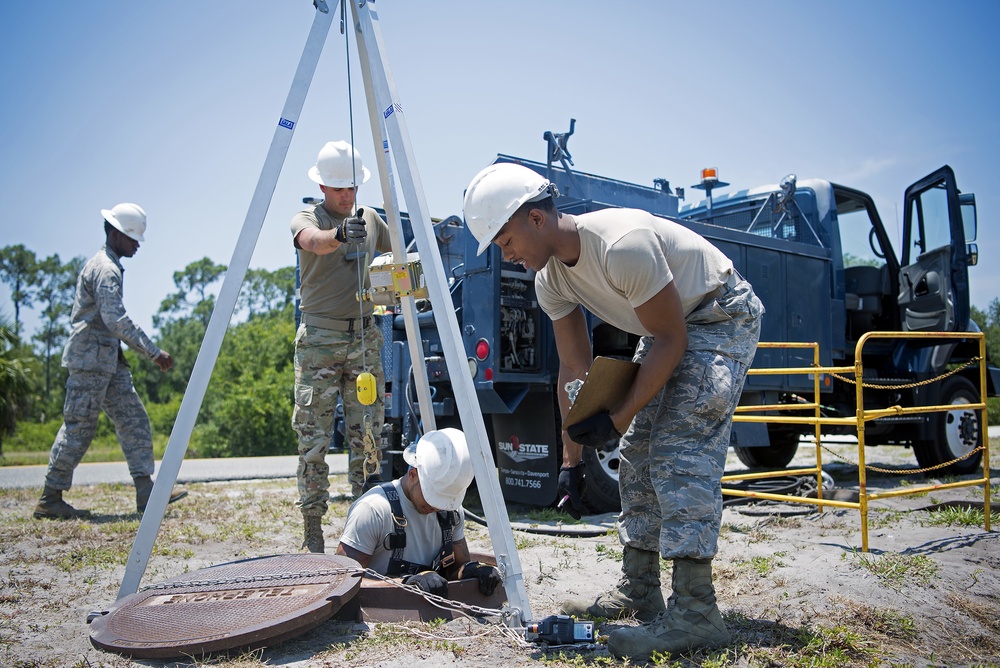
[90,553,363,659]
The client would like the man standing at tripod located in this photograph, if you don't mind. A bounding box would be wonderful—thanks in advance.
[290,140,391,553]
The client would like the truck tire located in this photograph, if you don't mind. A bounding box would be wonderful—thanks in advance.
[913,376,983,476]
[582,446,622,513]
[733,428,799,469]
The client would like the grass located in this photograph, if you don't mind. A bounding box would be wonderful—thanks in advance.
[0,432,171,467]
[850,550,939,589]
[4,449,1000,667]
[926,504,1000,528]
[720,521,775,543]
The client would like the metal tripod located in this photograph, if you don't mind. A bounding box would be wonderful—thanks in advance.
[109,0,531,626]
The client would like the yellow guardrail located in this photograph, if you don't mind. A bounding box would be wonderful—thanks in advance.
[724,332,992,551]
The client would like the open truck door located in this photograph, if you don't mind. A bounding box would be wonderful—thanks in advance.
[899,166,985,475]
[898,165,976,333]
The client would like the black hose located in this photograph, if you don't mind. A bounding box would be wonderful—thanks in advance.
[722,475,823,516]
[462,506,613,538]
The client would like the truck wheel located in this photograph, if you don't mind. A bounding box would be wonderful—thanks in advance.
[582,446,622,513]
[733,429,799,469]
[914,376,983,476]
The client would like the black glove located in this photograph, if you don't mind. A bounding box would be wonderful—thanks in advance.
[335,207,368,244]
[460,561,503,596]
[402,570,449,597]
[566,411,621,448]
[557,462,586,520]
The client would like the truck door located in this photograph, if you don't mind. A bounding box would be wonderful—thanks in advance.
[898,166,971,333]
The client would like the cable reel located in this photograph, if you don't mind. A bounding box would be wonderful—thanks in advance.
[358,253,429,307]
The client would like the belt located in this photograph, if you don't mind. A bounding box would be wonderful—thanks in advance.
[302,313,372,332]
[698,270,742,309]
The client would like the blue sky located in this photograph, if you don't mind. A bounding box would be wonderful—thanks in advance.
[2,0,998,340]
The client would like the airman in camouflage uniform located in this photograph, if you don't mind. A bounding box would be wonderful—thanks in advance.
[34,203,186,520]
[463,163,763,661]
[291,141,391,553]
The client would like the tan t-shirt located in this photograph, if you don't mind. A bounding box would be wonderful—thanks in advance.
[291,204,391,319]
[536,208,733,335]
[338,479,466,574]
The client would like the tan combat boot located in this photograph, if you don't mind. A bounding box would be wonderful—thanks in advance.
[33,487,89,520]
[135,476,189,512]
[560,546,666,622]
[302,514,325,553]
[607,557,730,661]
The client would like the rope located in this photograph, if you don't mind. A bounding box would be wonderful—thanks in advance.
[362,413,380,480]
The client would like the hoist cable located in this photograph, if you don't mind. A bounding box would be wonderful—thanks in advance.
[342,0,378,480]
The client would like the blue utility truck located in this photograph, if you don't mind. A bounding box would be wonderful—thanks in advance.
[377,126,997,513]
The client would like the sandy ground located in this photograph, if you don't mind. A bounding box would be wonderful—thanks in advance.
[2,438,998,668]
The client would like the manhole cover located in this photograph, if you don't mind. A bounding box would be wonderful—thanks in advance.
[90,553,362,659]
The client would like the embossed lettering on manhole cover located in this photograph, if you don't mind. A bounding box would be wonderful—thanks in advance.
[90,553,363,659]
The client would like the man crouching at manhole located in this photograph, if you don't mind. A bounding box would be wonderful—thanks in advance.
[463,163,763,660]
[335,428,503,598]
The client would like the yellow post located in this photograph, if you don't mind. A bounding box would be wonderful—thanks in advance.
[982,336,992,532]
[855,337,869,552]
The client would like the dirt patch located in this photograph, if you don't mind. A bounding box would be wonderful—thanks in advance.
[1,440,998,667]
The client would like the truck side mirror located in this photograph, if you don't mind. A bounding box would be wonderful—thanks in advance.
[959,192,977,242]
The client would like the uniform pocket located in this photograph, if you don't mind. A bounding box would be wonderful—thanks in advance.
[686,300,734,325]
[663,352,736,420]
[63,388,101,421]
[294,383,314,408]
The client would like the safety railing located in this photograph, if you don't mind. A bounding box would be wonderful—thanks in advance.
[724,332,992,551]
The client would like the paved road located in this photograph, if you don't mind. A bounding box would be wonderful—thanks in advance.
[0,453,347,490]
[3,427,997,489]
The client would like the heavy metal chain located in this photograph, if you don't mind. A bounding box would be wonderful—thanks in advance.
[138,567,362,592]
[139,566,509,621]
[829,356,980,390]
[819,442,986,475]
[819,355,984,474]
[360,568,509,619]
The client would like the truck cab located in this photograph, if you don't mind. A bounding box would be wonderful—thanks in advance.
[374,131,995,513]
[679,165,991,474]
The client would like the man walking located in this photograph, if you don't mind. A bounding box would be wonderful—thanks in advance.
[34,203,185,519]
[291,140,391,553]
[464,163,763,659]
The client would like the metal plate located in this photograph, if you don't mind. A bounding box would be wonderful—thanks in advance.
[90,553,362,659]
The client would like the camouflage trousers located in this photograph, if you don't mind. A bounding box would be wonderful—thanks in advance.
[292,322,385,515]
[617,279,764,560]
[44,365,155,490]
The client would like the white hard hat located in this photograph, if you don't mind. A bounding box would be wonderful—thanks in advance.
[463,162,553,256]
[308,140,371,188]
[403,428,473,511]
[101,203,147,242]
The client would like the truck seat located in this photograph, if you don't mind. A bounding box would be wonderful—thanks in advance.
[845,265,886,336]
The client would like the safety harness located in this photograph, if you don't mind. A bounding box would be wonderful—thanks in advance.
[379,482,459,576]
